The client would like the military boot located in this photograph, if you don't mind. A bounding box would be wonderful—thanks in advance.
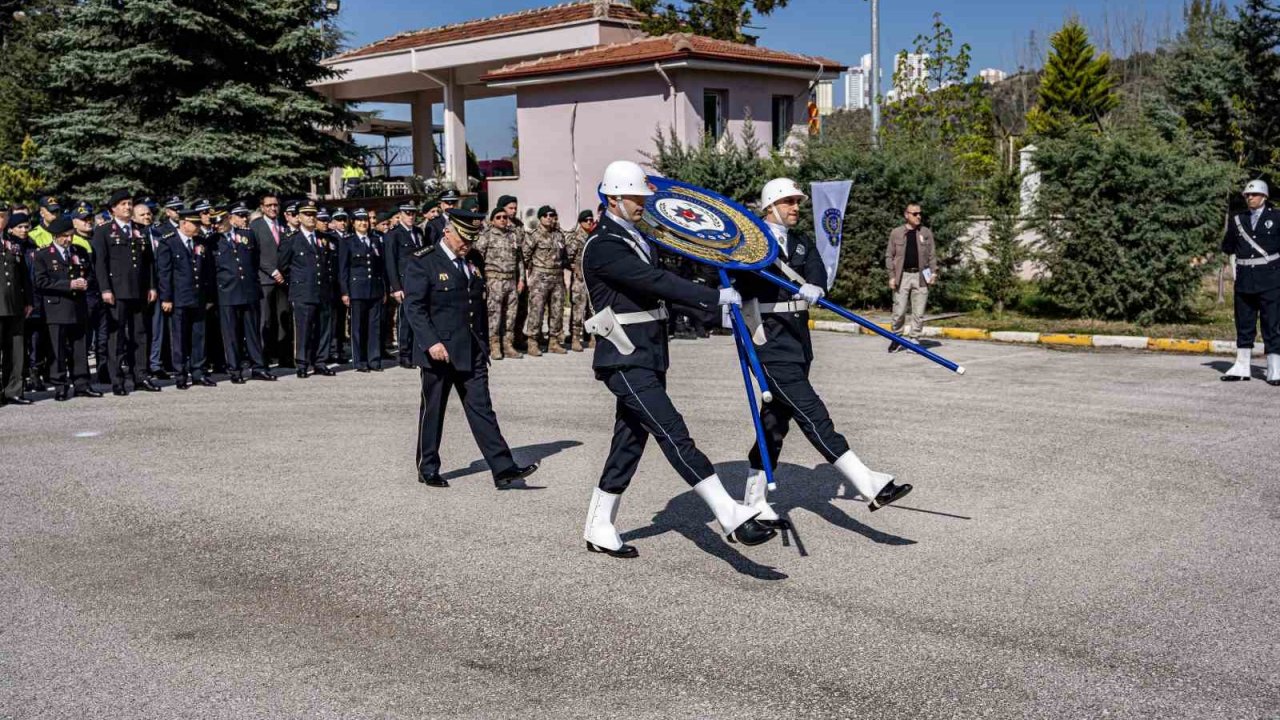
[490,338,502,361]
[526,339,543,357]
[587,336,596,349]
[570,332,584,352]
[503,339,522,359]
[548,336,568,354]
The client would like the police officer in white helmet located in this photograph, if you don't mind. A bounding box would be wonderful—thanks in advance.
[730,178,911,525]
[579,160,779,558]
[1221,179,1280,384]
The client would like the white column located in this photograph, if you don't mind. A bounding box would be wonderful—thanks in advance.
[442,72,468,190]
[411,90,435,178]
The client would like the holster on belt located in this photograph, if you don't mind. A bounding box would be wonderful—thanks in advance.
[584,307,635,355]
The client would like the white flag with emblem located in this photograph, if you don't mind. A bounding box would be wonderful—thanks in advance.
[810,180,852,289]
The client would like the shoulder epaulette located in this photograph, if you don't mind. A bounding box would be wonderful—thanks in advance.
[413,244,437,258]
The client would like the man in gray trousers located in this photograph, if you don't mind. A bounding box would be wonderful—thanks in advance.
[886,202,938,353]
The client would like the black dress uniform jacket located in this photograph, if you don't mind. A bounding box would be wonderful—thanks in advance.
[276,231,332,304]
[90,220,154,300]
[583,213,718,373]
[157,233,215,308]
[339,232,386,300]
[33,244,92,324]
[403,243,487,373]
[0,236,28,317]
[732,229,827,365]
[1222,206,1280,294]
[214,229,261,306]
[383,223,424,294]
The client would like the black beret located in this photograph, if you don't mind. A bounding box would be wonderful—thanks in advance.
[47,216,74,235]
[376,210,397,223]
[496,195,517,208]
[107,189,132,208]
[577,210,594,223]
[9,212,30,227]
[489,207,507,220]
[537,205,557,219]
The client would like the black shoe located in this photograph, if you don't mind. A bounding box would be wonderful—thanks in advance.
[586,541,639,559]
[355,367,370,373]
[75,386,103,398]
[230,374,247,384]
[251,369,277,382]
[887,341,902,354]
[495,463,539,489]
[26,377,47,393]
[138,379,162,392]
[150,369,171,380]
[196,375,217,387]
[868,481,913,512]
[418,473,449,488]
[1268,379,1280,387]
[55,386,70,401]
[5,395,33,406]
[112,385,128,397]
[296,368,310,378]
[399,360,413,369]
[176,376,190,389]
[729,519,778,546]
[371,365,384,372]
[315,365,336,376]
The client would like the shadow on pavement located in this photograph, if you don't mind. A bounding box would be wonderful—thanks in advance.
[440,439,583,481]
[621,492,789,581]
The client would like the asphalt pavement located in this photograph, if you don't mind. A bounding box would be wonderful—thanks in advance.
[2,333,1277,719]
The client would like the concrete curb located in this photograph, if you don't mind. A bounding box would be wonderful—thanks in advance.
[809,320,1258,356]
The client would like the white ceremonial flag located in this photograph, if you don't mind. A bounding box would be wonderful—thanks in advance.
[810,180,853,289]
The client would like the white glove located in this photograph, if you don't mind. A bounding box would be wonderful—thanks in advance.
[718,288,742,307]
[793,283,824,304]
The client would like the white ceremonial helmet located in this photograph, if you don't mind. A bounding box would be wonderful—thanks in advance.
[1243,179,1270,197]
[760,178,807,210]
[600,160,653,197]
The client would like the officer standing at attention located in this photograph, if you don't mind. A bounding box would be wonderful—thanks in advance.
[424,189,460,243]
[403,209,538,489]
[273,202,335,378]
[578,161,776,559]
[1221,179,1280,384]
[384,202,423,369]
[157,208,217,389]
[33,216,103,401]
[313,207,341,365]
[472,207,524,360]
[732,179,911,523]
[68,202,110,384]
[216,203,274,383]
[1,206,32,405]
[522,205,568,356]
[160,197,183,234]
[564,209,596,352]
[339,208,386,372]
[91,189,161,395]
[135,201,171,381]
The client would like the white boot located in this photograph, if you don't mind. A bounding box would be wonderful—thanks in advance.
[584,488,624,551]
[834,450,894,503]
[1221,348,1253,381]
[693,475,759,536]
[741,469,781,523]
[1268,354,1280,385]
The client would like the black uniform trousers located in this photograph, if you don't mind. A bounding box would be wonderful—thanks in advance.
[597,367,716,493]
[1,315,24,399]
[416,359,516,479]
[49,321,89,389]
[220,303,266,373]
[396,301,414,364]
[204,303,225,372]
[261,284,293,366]
[1234,286,1280,351]
[747,361,851,472]
[106,299,150,385]
[25,317,50,379]
[169,306,208,377]
[292,301,322,369]
[316,301,334,364]
[350,298,382,369]
[331,304,348,362]
[86,295,108,373]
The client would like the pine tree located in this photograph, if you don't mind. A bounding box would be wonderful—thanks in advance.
[33,0,356,201]
[0,0,70,162]
[630,0,790,43]
[1026,20,1119,137]
[1234,0,1280,176]
[1156,1,1246,166]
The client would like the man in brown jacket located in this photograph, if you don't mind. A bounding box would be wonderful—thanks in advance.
[885,203,938,352]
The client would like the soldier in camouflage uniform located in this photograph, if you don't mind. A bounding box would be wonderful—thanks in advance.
[564,210,597,352]
[474,208,523,360]
[521,205,567,356]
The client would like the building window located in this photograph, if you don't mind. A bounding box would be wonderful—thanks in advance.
[703,89,726,140]
[771,95,794,148]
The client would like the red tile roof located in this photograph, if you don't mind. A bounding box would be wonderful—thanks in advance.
[483,33,845,81]
[332,2,646,61]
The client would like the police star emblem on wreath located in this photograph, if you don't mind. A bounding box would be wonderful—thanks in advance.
[633,177,775,270]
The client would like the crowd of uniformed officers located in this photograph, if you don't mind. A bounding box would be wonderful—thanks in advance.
[0,188,604,406]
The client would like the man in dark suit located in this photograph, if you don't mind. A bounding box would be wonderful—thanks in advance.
[339,208,386,372]
[383,202,423,369]
[403,209,537,490]
[273,202,335,378]
[91,189,161,395]
[423,188,460,244]
[579,160,775,559]
[733,178,911,523]
[1,207,32,405]
[251,193,292,368]
[157,208,216,389]
[33,217,103,401]
[216,203,273,384]
[135,201,172,380]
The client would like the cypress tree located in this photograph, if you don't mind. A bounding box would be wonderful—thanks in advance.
[1234,0,1280,176]
[33,0,356,201]
[1026,20,1118,137]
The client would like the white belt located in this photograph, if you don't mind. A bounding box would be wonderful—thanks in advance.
[759,300,808,314]
[614,308,668,324]
[1237,254,1280,267]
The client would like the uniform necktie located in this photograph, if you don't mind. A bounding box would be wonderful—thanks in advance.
[454,255,467,278]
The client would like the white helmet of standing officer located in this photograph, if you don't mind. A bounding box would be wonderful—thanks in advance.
[600,160,653,198]
[1243,179,1270,197]
[760,178,807,226]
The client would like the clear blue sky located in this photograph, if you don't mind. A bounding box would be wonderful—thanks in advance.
[334,0,1242,159]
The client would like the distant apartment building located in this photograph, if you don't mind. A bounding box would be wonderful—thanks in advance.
[979,68,1008,85]
[816,79,834,116]
[888,52,929,102]
[843,53,873,110]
